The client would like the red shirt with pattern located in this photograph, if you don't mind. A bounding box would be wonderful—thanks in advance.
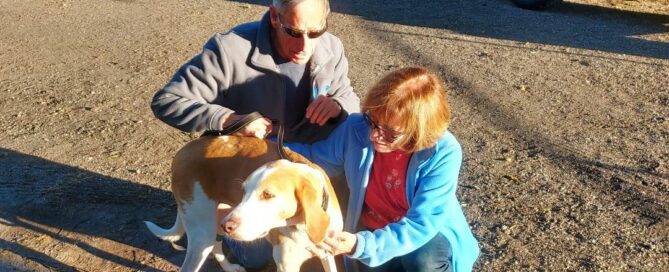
[361,150,411,230]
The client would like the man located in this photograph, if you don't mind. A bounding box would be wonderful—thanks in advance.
[151,0,359,143]
[150,0,358,269]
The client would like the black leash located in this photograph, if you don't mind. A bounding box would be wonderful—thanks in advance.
[275,119,290,161]
[201,112,264,137]
[201,111,290,160]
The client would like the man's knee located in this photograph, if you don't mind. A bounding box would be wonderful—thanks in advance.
[223,237,273,268]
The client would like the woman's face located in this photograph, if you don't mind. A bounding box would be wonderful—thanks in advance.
[364,113,406,153]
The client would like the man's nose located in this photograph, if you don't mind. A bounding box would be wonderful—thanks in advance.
[294,35,308,50]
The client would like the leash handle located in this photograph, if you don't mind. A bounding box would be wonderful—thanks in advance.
[272,118,291,161]
[201,112,264,137]
[202,112,292,161]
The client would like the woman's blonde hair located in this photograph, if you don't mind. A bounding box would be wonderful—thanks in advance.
[362,67,450,152]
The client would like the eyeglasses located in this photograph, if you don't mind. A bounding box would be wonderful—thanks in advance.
[363,112,404,144]
[277,17,327,39]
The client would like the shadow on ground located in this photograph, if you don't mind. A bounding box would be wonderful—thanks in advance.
[233,0,669,59]
[0,148,178,271]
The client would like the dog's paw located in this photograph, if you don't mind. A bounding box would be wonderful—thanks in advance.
[222,263,246,272]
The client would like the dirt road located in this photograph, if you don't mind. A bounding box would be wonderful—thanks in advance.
[1,0,667,271]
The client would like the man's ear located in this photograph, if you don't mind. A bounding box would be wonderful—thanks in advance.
[269,6,279,27]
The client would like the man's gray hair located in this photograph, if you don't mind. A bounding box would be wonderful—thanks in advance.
[272,0,330,14]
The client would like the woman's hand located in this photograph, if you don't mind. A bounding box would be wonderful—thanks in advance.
[308,230,357,258]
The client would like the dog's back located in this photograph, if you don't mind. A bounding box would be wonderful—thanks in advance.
[170,136,287,206]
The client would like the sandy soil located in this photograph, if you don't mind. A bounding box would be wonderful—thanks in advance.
[1,0,668,271]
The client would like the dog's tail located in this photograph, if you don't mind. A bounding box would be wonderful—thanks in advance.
[144,212,186,251]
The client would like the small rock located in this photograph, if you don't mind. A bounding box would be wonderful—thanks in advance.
[503,175,519,182]
[639,243,655,251]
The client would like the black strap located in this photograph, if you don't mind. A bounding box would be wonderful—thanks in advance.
[276,121,290,161]
[201,112,265,137]
[202,112,292,161]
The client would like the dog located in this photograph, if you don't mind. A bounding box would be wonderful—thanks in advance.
[144,135,343,272]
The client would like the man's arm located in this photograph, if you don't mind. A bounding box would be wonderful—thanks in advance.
[306,39,360,126]
[150,34,234,132]
[326,43,360,115]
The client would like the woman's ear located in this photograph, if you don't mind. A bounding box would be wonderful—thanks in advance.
[295,177,330,243]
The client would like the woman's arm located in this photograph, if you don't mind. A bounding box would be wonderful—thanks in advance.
[284,117,355,176]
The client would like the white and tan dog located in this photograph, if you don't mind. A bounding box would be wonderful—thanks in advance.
[144,135,342,272]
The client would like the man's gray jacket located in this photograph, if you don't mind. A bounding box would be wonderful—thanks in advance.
[151,13,360,143]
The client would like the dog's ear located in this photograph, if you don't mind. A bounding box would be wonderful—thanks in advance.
[296,176,330,243]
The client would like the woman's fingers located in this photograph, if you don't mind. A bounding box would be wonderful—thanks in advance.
[323,231,357,255]
[306,245,328,259]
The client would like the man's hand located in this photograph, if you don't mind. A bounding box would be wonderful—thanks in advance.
[223,114,272,139]
[307,230,357,258]
[306,95,342,126]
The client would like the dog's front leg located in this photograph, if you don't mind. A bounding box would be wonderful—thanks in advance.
[212,241,246,272]
[320,255,338,272]
[212,203,246,272]
[273,239,312,272]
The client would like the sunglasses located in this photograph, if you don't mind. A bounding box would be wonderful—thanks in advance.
[363,112,404,144]
[277,17,327,39]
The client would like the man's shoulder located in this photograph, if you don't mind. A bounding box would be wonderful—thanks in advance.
[205,21,259,52]
[229,21,260,37]
[319,32,344,52]
[211,20,259,43]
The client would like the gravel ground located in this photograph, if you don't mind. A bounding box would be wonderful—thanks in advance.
[0,0,667,271]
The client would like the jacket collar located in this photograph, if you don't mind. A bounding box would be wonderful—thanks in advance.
[250,12,333,71]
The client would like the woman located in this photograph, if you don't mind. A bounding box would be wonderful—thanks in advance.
[287,67,479,271]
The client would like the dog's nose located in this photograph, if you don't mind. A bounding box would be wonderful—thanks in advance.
[223,217,239,234]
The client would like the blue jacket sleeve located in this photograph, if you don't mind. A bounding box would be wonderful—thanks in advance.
[285,118,353,177]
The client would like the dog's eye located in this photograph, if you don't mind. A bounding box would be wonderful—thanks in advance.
[261,190,275,200]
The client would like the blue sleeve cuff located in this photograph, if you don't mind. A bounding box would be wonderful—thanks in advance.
[349,232,367,259]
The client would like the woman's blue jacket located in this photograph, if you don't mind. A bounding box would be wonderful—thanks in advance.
[286,113,479,271]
